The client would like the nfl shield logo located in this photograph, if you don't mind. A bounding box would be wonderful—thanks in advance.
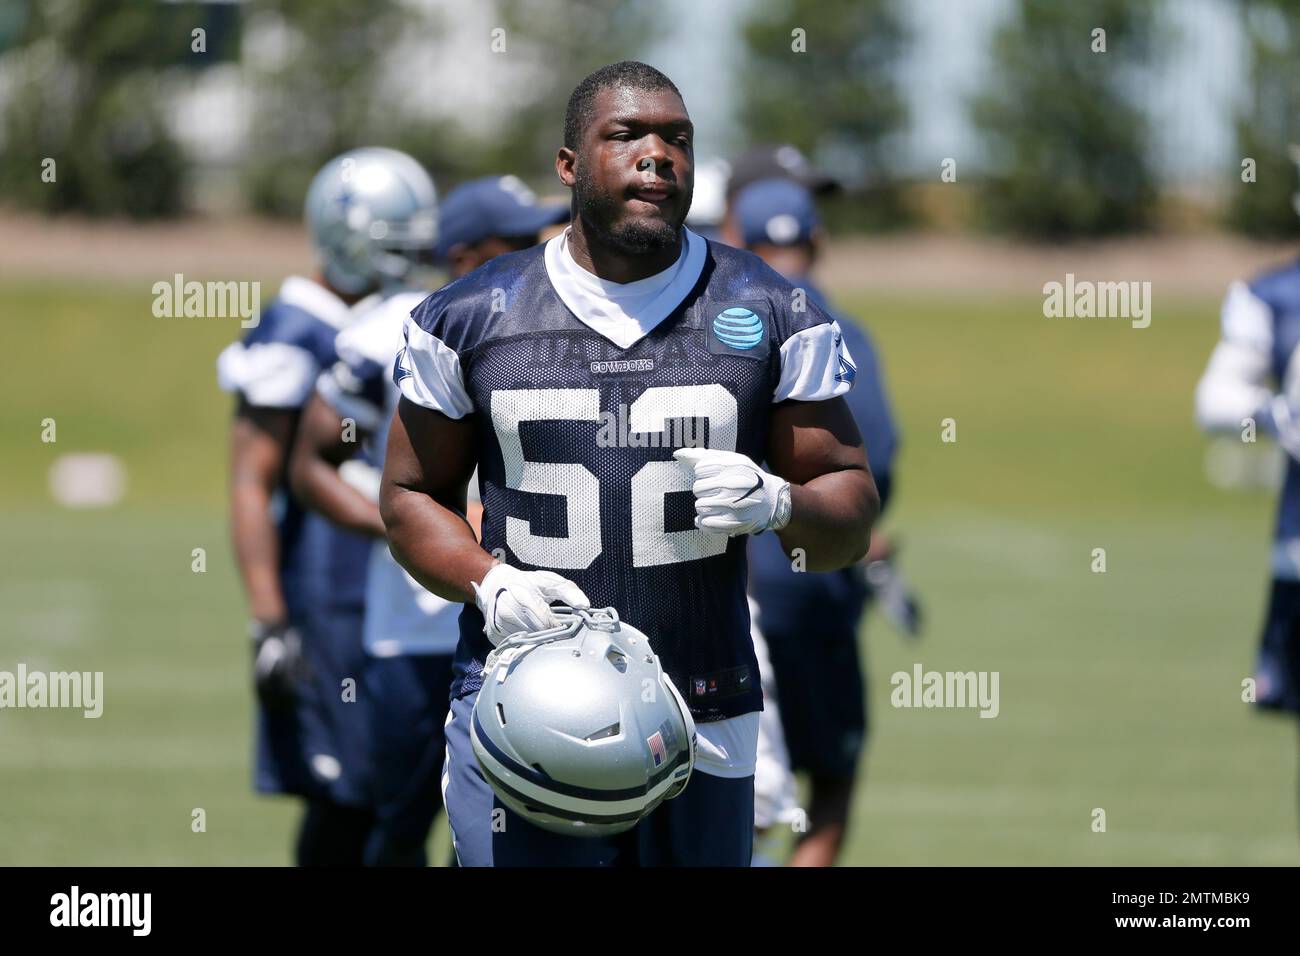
[693,678,706,697]
[647,731,667,767]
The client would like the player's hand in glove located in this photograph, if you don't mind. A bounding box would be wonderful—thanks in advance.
[250,620,307,711]
[472,562,591,646]
[864,555,924,639]
[673,447,792,536]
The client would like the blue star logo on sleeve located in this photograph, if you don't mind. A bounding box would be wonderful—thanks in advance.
[390,348,410,385]
[833,330,857,385]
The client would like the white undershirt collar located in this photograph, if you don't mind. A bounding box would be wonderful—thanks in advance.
[544,226,707,349]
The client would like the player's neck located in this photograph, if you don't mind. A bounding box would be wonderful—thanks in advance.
[314,272,369,307]
[567,218,682,285]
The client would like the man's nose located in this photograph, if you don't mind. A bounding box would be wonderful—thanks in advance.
[636,137,672,179]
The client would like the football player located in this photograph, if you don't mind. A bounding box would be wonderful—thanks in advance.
[727,177,903,866]
[288,175,567,865]
[217,147,437,865]
[380,61,879,866]
[1195,146,1300,805]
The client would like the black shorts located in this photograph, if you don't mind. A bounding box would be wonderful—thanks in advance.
[255,604,372,806]
[762,610,867,781]
[1255,578,1300,713]
[362,652,454,865]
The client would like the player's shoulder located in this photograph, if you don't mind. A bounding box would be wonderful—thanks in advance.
[701,239,797,299]
[337,289,426,368]
[409,246,548,351]
[1247,256,1300,312]
[246,276,350,352]
[701,239,833,339]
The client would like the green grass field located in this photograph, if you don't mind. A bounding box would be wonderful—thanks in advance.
[1,276,1296,865]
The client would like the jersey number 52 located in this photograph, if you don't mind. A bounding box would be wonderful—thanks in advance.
[489,385,737,570]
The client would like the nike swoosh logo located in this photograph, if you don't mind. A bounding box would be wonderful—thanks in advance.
[733,471,764,505]
[491,587,508,632]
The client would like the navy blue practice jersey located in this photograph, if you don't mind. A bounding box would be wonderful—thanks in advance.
[1247,261,1300,557]
[217,276,373,613]
[1203,259,1300,575]
[395,229,857,721]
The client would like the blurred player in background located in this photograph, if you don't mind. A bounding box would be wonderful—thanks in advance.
[1195,146,1300,819]
[727,175,911,866]
[289,175,567,865]
[685,157,803,861]
[217,147,437,865]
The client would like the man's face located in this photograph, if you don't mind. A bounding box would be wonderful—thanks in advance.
[570,86,694,255]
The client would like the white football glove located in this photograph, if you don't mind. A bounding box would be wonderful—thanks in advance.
[472,562,591,647]
[1269,395,1300,463]
[673,447,792,537]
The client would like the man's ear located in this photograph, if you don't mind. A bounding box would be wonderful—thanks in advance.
[556,147,577,188]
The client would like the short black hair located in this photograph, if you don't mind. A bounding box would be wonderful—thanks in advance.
[563,60,683,150]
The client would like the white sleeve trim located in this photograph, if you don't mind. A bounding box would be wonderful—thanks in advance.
[1221,280,1273,350]
[216,341,319,408]
[773,320,855,403]
[396,318,474,419]
[1194,281,1276,434]
[1194,340,1272,433]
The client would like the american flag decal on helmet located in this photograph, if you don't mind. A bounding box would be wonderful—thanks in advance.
[647,730,667,767]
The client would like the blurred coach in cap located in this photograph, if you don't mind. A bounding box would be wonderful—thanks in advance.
[730,176,905,867]
[437,175,570,279]
[727,143,842,201]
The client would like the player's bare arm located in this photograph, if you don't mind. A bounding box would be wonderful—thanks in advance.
[229,400,293,624]
[288,392,386,538]
[380,396,490,603]
[766,395,878,571]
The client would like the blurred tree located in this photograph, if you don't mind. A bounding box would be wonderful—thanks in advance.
[241,0,412,216]
[738,0,908,185]
[1228,0,1300,237]
[486,0,661,173]
[243,0,654,215]
[970,1,1162,238]
[0,0,203,218]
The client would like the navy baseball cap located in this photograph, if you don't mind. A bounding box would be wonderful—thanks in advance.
[436,175,569,259]
[727,144,840,199]
[733,178,820,247]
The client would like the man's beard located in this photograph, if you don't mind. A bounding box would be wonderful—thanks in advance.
[574,162,683,255]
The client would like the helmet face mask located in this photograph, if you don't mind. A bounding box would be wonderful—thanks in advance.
[304,147,439,296]
[471,607,697,838]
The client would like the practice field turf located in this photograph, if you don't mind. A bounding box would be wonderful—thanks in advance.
[0,277,1295,865]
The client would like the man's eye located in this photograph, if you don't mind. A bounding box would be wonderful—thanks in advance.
[610,131,633,141]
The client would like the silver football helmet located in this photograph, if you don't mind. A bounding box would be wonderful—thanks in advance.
[471,606,696,838]
[304,147,438,296]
